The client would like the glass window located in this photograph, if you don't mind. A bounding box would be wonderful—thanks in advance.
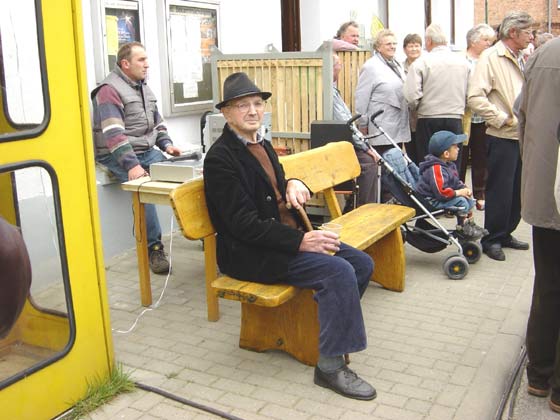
[0,0,47,139]
[103,0,142,74]
[165,0,219,114]
[0,163,74,389]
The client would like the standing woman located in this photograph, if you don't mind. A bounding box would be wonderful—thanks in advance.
[460,24,496,211]
[355,29,411,201]
[402,33,423,164]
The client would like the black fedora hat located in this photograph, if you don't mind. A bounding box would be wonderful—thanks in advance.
[215,72,271,109]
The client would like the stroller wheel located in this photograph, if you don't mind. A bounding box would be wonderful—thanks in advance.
[443,255,469,280]
[462,241,482,264]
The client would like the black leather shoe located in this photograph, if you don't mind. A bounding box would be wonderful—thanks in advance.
[484,244,505,261]
[314,366,377,400]
[502,237,530,250]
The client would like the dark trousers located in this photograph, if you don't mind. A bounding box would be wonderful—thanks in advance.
[279,243,373,357]
[415,118,464,169]
[526,226,560,394]
[481,136,522,249]
[355,149,377,205]
[405,131,419,165]
[459,122,488,199]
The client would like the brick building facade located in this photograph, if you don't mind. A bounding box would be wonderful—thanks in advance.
[473,0,560,34]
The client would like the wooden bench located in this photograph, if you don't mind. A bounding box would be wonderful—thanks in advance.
[169,141,414,366]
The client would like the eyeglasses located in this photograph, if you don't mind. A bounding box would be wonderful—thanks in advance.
[519,28,533,35]
[229,100,266,113]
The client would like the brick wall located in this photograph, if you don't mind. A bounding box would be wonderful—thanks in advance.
[472,0,560,35]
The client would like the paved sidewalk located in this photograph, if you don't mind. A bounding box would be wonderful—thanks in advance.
[88,213,536,420]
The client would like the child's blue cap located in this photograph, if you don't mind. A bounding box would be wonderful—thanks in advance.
[429,130,467,156]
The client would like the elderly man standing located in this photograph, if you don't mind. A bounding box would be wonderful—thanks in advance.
[91,42,181,274]
[467,11,533,261]
[515,37,560,413]
[204,72,376,400]
[403,24,470,166]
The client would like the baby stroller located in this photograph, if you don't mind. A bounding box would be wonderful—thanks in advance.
[345,112,483,280]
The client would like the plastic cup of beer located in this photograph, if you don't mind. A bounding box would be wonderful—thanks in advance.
[320,222,342,255]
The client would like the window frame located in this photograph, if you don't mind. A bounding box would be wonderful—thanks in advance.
[158,0,220,116]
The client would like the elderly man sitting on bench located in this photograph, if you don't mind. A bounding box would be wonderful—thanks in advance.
[203,72,376,400]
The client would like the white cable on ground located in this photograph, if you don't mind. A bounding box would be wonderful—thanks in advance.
[113,215,174,334]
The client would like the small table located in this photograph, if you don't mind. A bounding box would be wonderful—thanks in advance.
[121,177,182,307]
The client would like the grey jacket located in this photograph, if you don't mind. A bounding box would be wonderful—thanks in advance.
[91,67,160,156]
[515,38,560,230]
[355,52,411,146]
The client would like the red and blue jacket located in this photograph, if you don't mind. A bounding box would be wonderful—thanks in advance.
[416,155,465,202]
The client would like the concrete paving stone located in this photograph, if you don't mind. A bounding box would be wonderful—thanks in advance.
[364,357,407,373]
[460,348,487,367]
[417,347,462,364]
[243,373,288,392]
[339,410,379,420]
[443,342,469,355]
[469,332,495,351]
[179,381,226,401]
[107,407,145,420]
[205,364,252,383]
[129,391,165,412]
[391,383,438,401]
[137,414,165,420]
[375,391,408,408]
[330,393,378,414]
[166,331,206,347]
[148,401,206,419]
[372,404,424,420]
[172,355,215,373]
[440,318,480,333]
[176,368,219,386]
[433,360,457,373]
[449,365,476,386]
[394,325,436,339]
[419,378,447,392]
[169,342,210,358]
[378,369,422,387]
[392,351,436,368]
[294,398,346,419]
[216,392,266,412]
[128,368,167,385]
[250,387,300,407]
[366,345,398,361]
[281,381,333,403]
[229,409,279,420]
[435,383,467,408]
[212,377,257,396]
[406,365,450,382]
[203,350,248,367]
[405,336,446,351]
[478,318,502,334]
[259,403,311,420]
[141,346,182,363]
[378,339,417,355]
[405,397,433,414]
[116,351,153,368]
[427,404,457,420]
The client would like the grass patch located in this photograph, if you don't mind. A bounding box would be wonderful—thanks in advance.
[60,363,135,420]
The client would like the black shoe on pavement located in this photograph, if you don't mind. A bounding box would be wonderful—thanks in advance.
[528,383,550,397]
[484,244,505,261]
[149,245,170,274]
[314,366,377,400]
[550,391,560,413]
[502,237,530,250]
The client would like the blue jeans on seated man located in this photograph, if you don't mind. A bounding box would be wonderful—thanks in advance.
[97,148,167,251]
[278,243,373,358]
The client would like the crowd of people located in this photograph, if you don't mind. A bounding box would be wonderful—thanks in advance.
[86,11,559,408]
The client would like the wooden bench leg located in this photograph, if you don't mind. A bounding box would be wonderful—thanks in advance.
[239,289,319,366]
[365,227,406,292]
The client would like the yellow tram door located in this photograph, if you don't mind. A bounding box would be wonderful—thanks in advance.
[0,0,114,419]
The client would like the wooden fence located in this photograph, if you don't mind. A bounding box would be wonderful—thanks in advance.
[336,50,372,115]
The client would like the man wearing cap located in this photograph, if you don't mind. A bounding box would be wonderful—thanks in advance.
[203,72,376,400]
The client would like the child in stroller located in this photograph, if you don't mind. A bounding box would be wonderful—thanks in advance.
[415,131,487,241]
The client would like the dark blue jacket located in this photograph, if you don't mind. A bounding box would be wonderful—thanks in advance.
[416,154,465,201]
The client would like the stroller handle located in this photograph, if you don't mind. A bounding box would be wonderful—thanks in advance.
[346,113,362,126]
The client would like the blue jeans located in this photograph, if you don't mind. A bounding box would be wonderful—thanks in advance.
[278,243,374,357]
[428,196,474,217]
[97,149,167,250]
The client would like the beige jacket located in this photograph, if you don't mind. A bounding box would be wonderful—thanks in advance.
[467,41,524,140]
[403,45,469,119]
[515,38,560,230]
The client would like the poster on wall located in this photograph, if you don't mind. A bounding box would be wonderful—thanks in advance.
[168,3,218,105]
[104,0,141,73]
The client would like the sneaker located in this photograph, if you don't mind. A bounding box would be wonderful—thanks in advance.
[456,219,488,240]
[149,245,170,274]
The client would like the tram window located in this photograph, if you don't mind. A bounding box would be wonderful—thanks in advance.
[103,0,142,75]
[0,0,46,133]
[0,164,73,389]
[163,0,219,115]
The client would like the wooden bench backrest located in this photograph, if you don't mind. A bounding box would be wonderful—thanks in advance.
[170,141,360,240]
